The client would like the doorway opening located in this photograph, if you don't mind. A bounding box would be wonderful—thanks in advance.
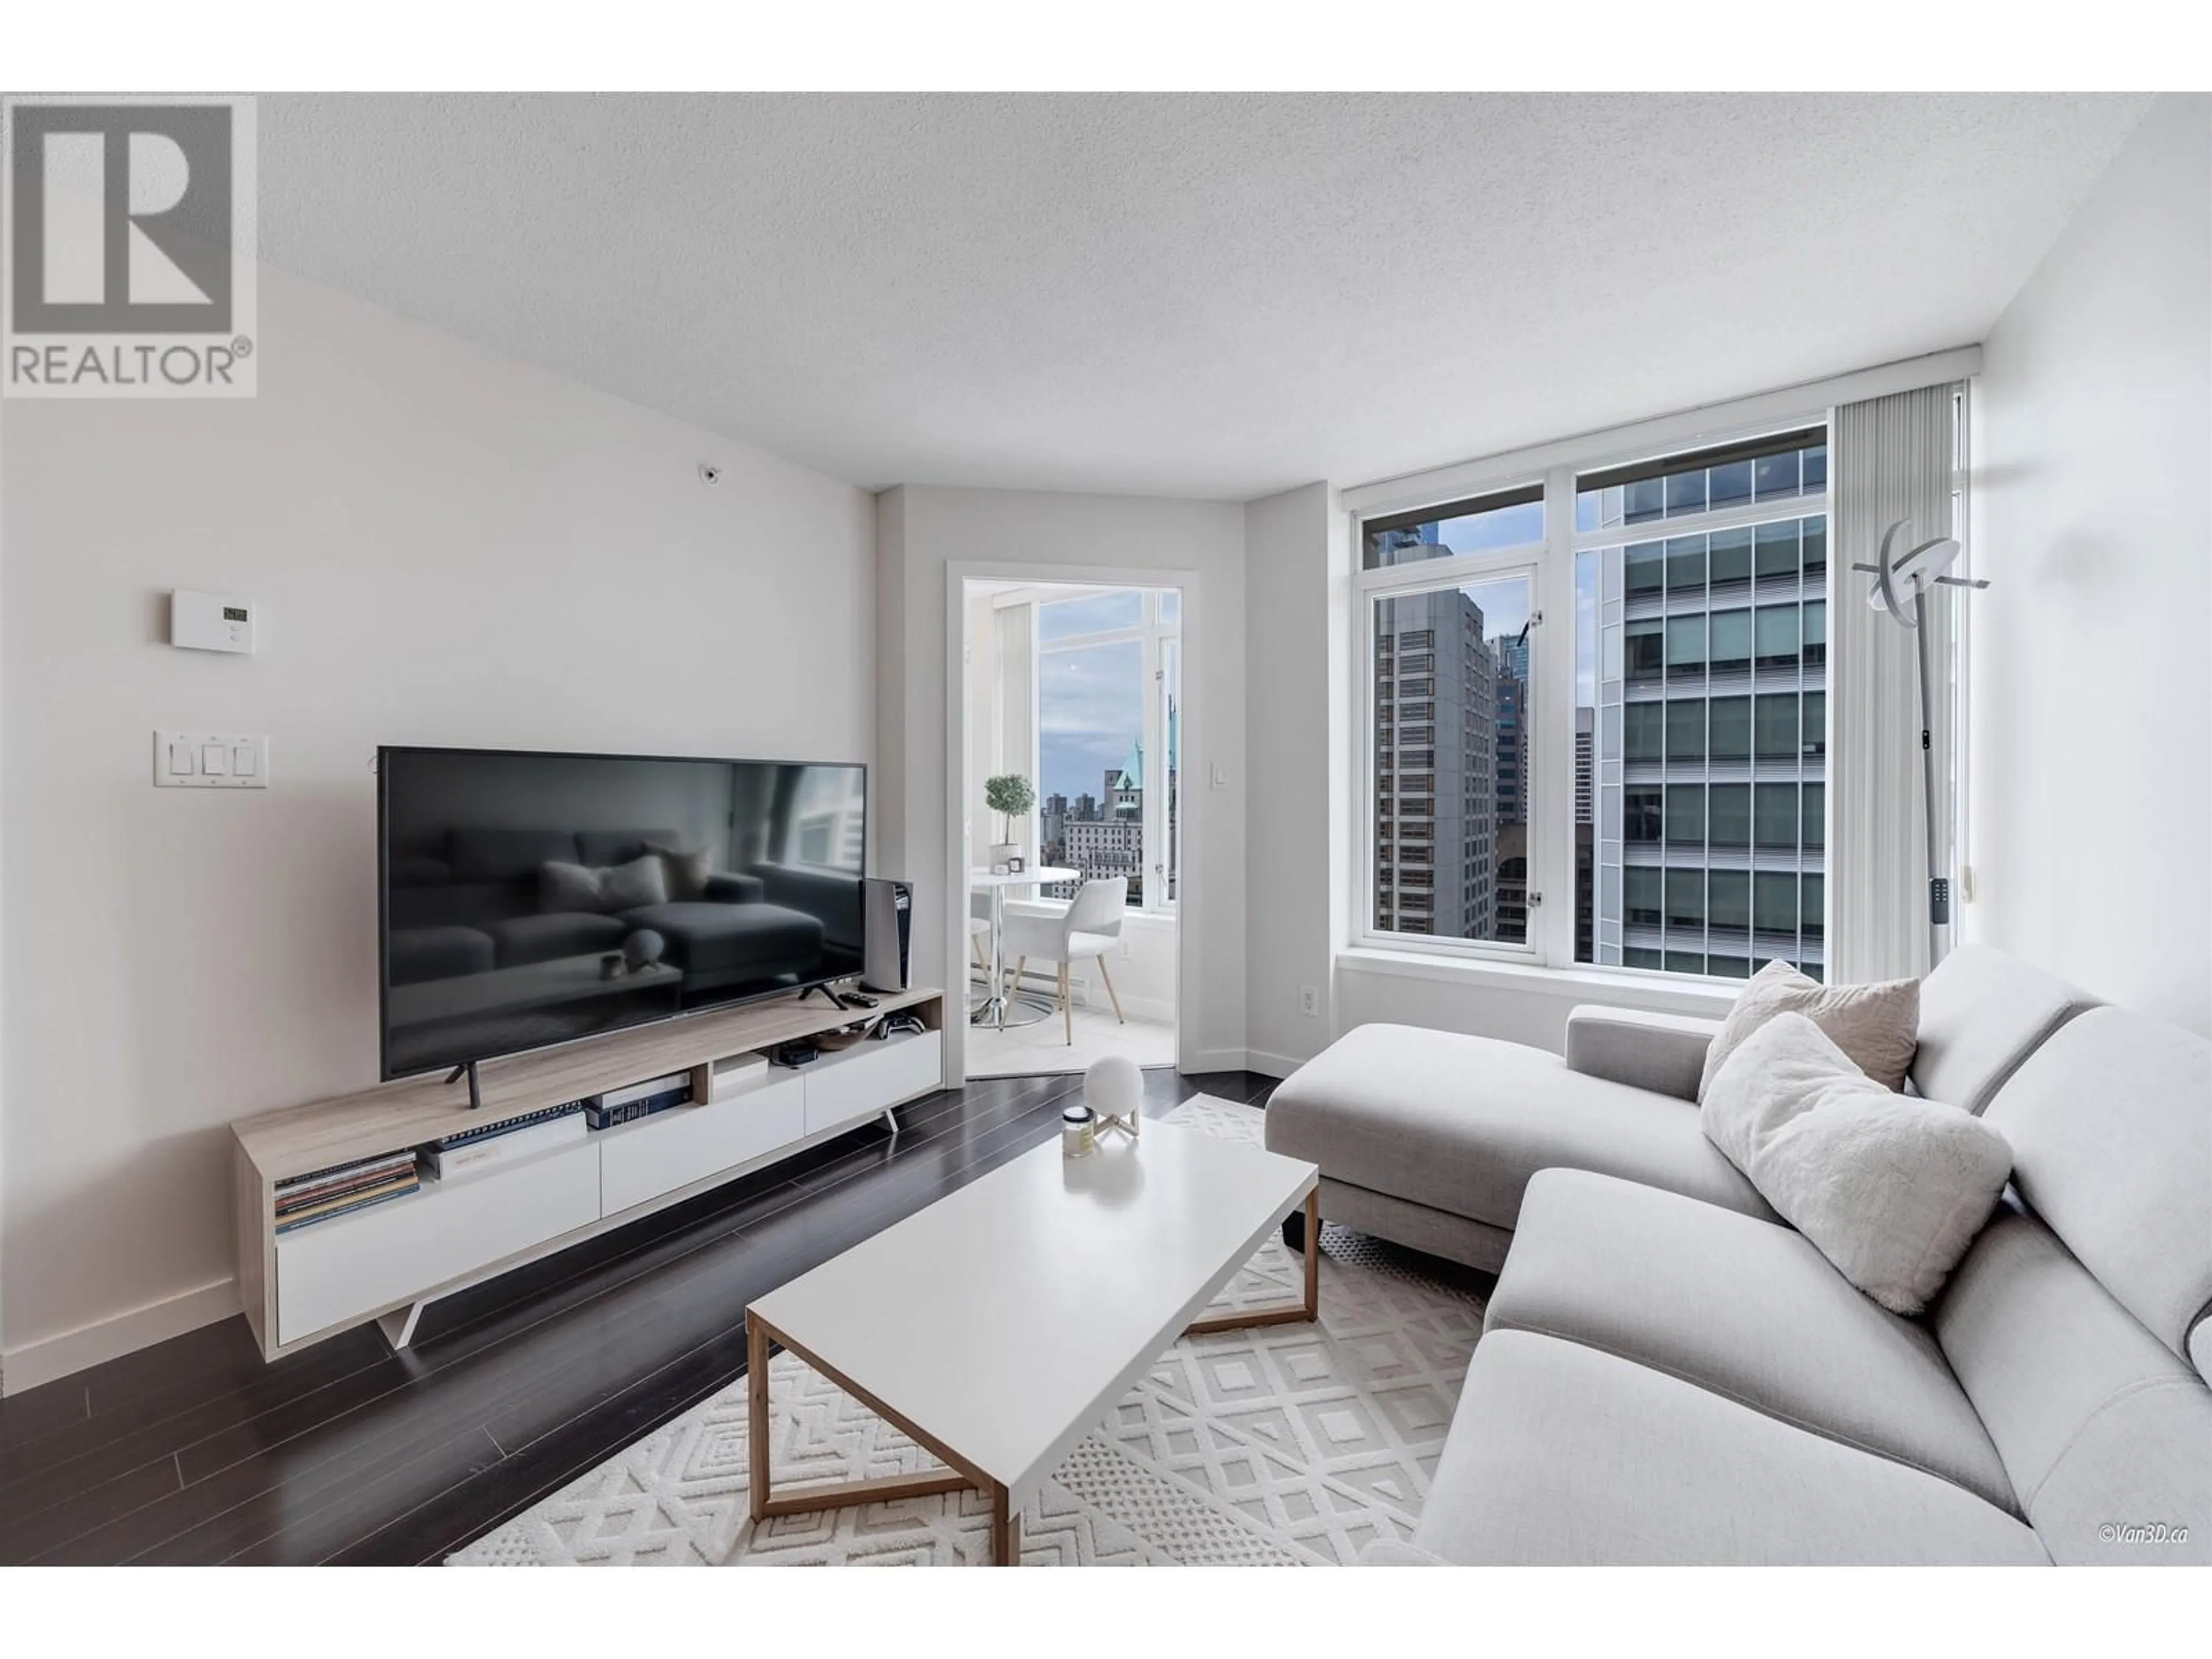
[960,579,1181,1077]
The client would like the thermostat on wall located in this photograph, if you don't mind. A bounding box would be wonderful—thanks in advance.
[171,589,257,654]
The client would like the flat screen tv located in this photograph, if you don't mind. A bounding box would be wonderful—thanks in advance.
[378,746,867,1080]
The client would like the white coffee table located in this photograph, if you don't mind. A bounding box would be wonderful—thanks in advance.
[745,1118,1320,1565]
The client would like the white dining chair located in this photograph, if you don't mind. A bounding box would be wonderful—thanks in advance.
[998,877,1128,1044]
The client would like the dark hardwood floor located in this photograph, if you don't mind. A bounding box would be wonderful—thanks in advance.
[0,1067,1279,1566]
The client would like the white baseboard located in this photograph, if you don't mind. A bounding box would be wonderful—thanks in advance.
[0,1277,240,1397]
[1244,1049,1306,1080]
[1002,969,1176,1027]
[1181,1046,1250,1075]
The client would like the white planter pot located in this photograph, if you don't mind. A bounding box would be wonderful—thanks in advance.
[988,842,1021,869]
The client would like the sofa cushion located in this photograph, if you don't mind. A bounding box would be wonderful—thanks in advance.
[483,910,628,968]
[620,901,824,979]
[577,828,680,869]
[1266,1024,1770,1234]
[1910,943,2095,1116]
[1489,1169,2016,1511]
[386,925,495,986]
[1414,1330,2047,1565]
[1933,1207,2212,1564]
[447,827,581,882]
[1698,959,1920,1098]
[1700,1013,2013,1315]
[1980,1006,2212,1359]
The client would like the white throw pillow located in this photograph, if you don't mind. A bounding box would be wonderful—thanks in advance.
[539,854,669,914]
[1698,959,1920,1101]
[1700,1012,2012,1315]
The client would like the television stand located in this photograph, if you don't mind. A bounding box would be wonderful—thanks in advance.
[800,982,853,1010]
[442,1058,486,1111]
[229,986,946,1363]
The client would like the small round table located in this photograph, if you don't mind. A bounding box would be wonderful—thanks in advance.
[969,866,1078,1029]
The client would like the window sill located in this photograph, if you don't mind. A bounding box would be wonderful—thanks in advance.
[1335,947,1736,1017]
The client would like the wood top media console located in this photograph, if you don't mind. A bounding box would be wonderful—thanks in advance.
[230,986,947,1361]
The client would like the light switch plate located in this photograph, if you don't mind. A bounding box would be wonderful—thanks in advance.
[155,731,268,789]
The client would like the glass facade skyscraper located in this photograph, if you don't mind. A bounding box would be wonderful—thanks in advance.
[1575,430,1830,980]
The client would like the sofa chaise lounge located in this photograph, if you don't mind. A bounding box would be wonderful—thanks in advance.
[1265,946,2212,1564]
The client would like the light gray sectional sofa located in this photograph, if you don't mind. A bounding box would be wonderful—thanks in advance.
[1265,946,2212,1565]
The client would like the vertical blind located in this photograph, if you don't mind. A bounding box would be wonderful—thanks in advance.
[1829,383,1962,983]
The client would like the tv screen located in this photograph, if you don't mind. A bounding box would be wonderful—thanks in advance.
[378,747,867,1080]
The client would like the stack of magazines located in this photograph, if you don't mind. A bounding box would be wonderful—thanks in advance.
[274,1151,421,1234]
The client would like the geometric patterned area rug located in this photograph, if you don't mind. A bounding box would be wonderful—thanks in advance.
[448,1096,1486,1566]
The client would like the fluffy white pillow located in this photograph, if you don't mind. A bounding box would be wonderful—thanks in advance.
[1700,1012,2012,1315]
[539,854,668,914]
[1698,959,1920,1100]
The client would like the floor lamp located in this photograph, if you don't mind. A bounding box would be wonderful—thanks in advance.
[1854,518,1988,964]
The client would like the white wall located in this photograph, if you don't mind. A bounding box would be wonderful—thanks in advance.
[0,262,876,1388]
[876,486,1246,1077]
[1970,93,2211,1034]
[1243,483,1349,1074]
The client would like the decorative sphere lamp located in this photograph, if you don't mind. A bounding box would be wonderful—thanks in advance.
[1086,1055,1142,1143]
[622,928,666,972]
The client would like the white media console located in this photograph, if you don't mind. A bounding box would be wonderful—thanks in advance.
[229,986,946,1359]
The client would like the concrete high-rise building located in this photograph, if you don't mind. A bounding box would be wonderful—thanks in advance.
[1063,815,1142,888]
[1372,533,1500,941]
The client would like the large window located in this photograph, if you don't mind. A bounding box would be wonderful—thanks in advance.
[1032,588,1180,911]
[1363,492,1540,948]
[1357,421,1839,981]
[1573,427,1829,981]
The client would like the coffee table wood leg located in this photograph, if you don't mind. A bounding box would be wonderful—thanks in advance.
[1183,1186,1324,1337]
[1301,1188,1320,1317]
[748,1312,771,1524]
[990,1482,1020,1566]
[745,1312,992,1529]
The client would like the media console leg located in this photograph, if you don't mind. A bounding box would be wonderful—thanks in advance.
[376,1300,427,1351]
[881,1107,900,1140]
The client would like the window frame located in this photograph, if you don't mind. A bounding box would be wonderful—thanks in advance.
[1351,412,1834,986]
[1353,519,1547,963]
[1024,586,1182,916]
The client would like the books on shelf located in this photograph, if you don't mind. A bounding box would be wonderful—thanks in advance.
[422,1101,588,1181]
[585,1070,693,1131]
[273,1149,421,1233]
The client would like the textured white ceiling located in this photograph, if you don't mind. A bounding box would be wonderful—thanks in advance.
[257,92,2153,499]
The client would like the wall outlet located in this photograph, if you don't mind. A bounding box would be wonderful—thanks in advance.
[1298,984,1319,1018]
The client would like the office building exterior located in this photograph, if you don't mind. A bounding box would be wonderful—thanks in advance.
[1372,546,1501,942]
[1578,434,1829,980]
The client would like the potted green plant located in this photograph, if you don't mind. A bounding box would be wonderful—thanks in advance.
[983,773,1036,869]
